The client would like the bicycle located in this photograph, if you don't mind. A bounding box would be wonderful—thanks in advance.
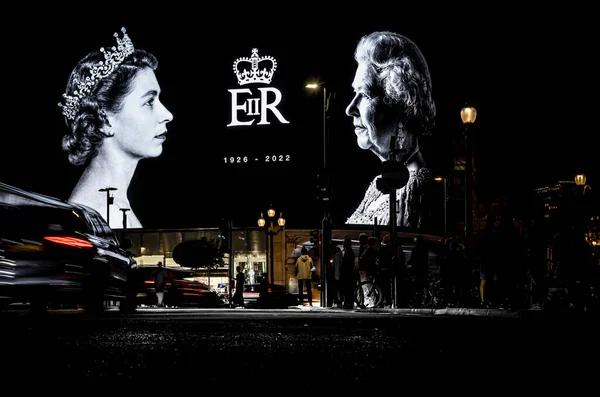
[354,276,383,308]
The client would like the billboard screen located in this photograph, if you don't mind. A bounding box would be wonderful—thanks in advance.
[2,9,593,232]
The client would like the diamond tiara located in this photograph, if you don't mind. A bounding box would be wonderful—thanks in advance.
[58,27,135,120]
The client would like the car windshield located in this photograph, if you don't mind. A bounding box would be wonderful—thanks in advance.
[0,204,92,239]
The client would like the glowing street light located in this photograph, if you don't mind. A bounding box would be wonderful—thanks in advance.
[258,207,286,285]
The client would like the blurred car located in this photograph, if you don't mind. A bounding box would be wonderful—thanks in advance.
[242,283,261,307]
[0,182,138,313]
[136,266,221,307]
[232,282,297,308]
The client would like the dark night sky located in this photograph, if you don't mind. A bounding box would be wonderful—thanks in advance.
[1,6,598,229]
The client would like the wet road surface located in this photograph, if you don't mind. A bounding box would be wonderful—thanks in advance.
[0,308,595,389]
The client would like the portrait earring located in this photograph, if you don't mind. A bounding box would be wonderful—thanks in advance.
[99,111,114,137]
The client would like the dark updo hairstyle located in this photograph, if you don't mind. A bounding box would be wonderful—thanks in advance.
[61,49,158,166]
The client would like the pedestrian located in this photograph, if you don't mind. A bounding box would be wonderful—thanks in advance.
[358,233,369,258]
[340,237,357,309]
[357,236,380,283]
[332,246,343,308]
[408,235,430,306]
[377,234,393,307]
[258,272,269,308]
[292,244,303,260]
[296,247,315,306]
[233,265,245,308]
[151,261,170,307]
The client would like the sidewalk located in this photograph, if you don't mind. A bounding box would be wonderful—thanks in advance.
[125,303,596,319]
[287,303,528,318]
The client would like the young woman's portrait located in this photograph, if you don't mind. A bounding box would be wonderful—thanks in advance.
[59,27,173,229]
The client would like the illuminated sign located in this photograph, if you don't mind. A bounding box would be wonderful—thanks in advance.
[227,48,290,127]
[2,18,501,233]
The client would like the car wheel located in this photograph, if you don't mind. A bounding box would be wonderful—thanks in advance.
[30,299,48,314]
[82,296,105,313]
[119,296,137,314]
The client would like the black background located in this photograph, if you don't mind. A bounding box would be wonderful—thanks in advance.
[2,6,597,230]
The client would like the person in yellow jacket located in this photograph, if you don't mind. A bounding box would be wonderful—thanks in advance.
[295,247,315,306]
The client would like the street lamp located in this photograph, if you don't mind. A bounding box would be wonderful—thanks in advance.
[258,207,286,285]
[98,186,117,226]
[575,171,587,186]
[119,208,130,241]
[573,171,591,235]
[461,103,477,247]
[120,208,130,229]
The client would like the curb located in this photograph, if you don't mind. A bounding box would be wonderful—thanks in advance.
[286,305,525,318]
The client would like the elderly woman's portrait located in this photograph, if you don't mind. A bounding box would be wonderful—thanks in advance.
[345,31,436,228]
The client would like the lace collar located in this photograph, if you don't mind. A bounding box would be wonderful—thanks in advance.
[346,167,433,227]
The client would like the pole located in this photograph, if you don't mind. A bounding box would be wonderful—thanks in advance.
[319,84,332,307]
[389,185,398,308]
[321,212,331,307]
[120,208,130,229]
[228,222,234,308]
[269,232,275,286]
[119,208,130,242]
[323,86,327,170]
[443,178,448,239]
[98,187,117,226]
[105,190,110,225]
[464,125,473,245]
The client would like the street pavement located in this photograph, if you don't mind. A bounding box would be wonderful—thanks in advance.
[130,303,563,319]
[1,301,596,391]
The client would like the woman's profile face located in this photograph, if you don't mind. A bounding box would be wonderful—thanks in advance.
[105,67,173,159]
[346,62,403,162]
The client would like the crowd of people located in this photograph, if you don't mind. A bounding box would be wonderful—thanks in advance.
[318,216,599,311]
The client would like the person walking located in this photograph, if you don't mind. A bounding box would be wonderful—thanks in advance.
[296,248,315,306]
[332,246,343,308]
[340,237,357,309]
[151,261,170,307]
[233,265,245,308]
[377,234,393,307]
[408,235,430,307]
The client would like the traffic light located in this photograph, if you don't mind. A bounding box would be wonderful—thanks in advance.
[310,229,320,243]
[310,229,320,257]
[316,173,331,201]
[218,218,230,250]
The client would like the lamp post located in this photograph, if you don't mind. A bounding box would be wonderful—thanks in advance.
[461,104,477,247]
[258,207,286,285]
[305,83,331,170]
[306,82,335,306]
[574,171,590,235]
[120,208,130,229]
[98,186,117,226]
[119,208,130,242]
[376,136,409,309]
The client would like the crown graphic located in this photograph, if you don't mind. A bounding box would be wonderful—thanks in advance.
[233,48,277,85]
[58,27,135,120]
